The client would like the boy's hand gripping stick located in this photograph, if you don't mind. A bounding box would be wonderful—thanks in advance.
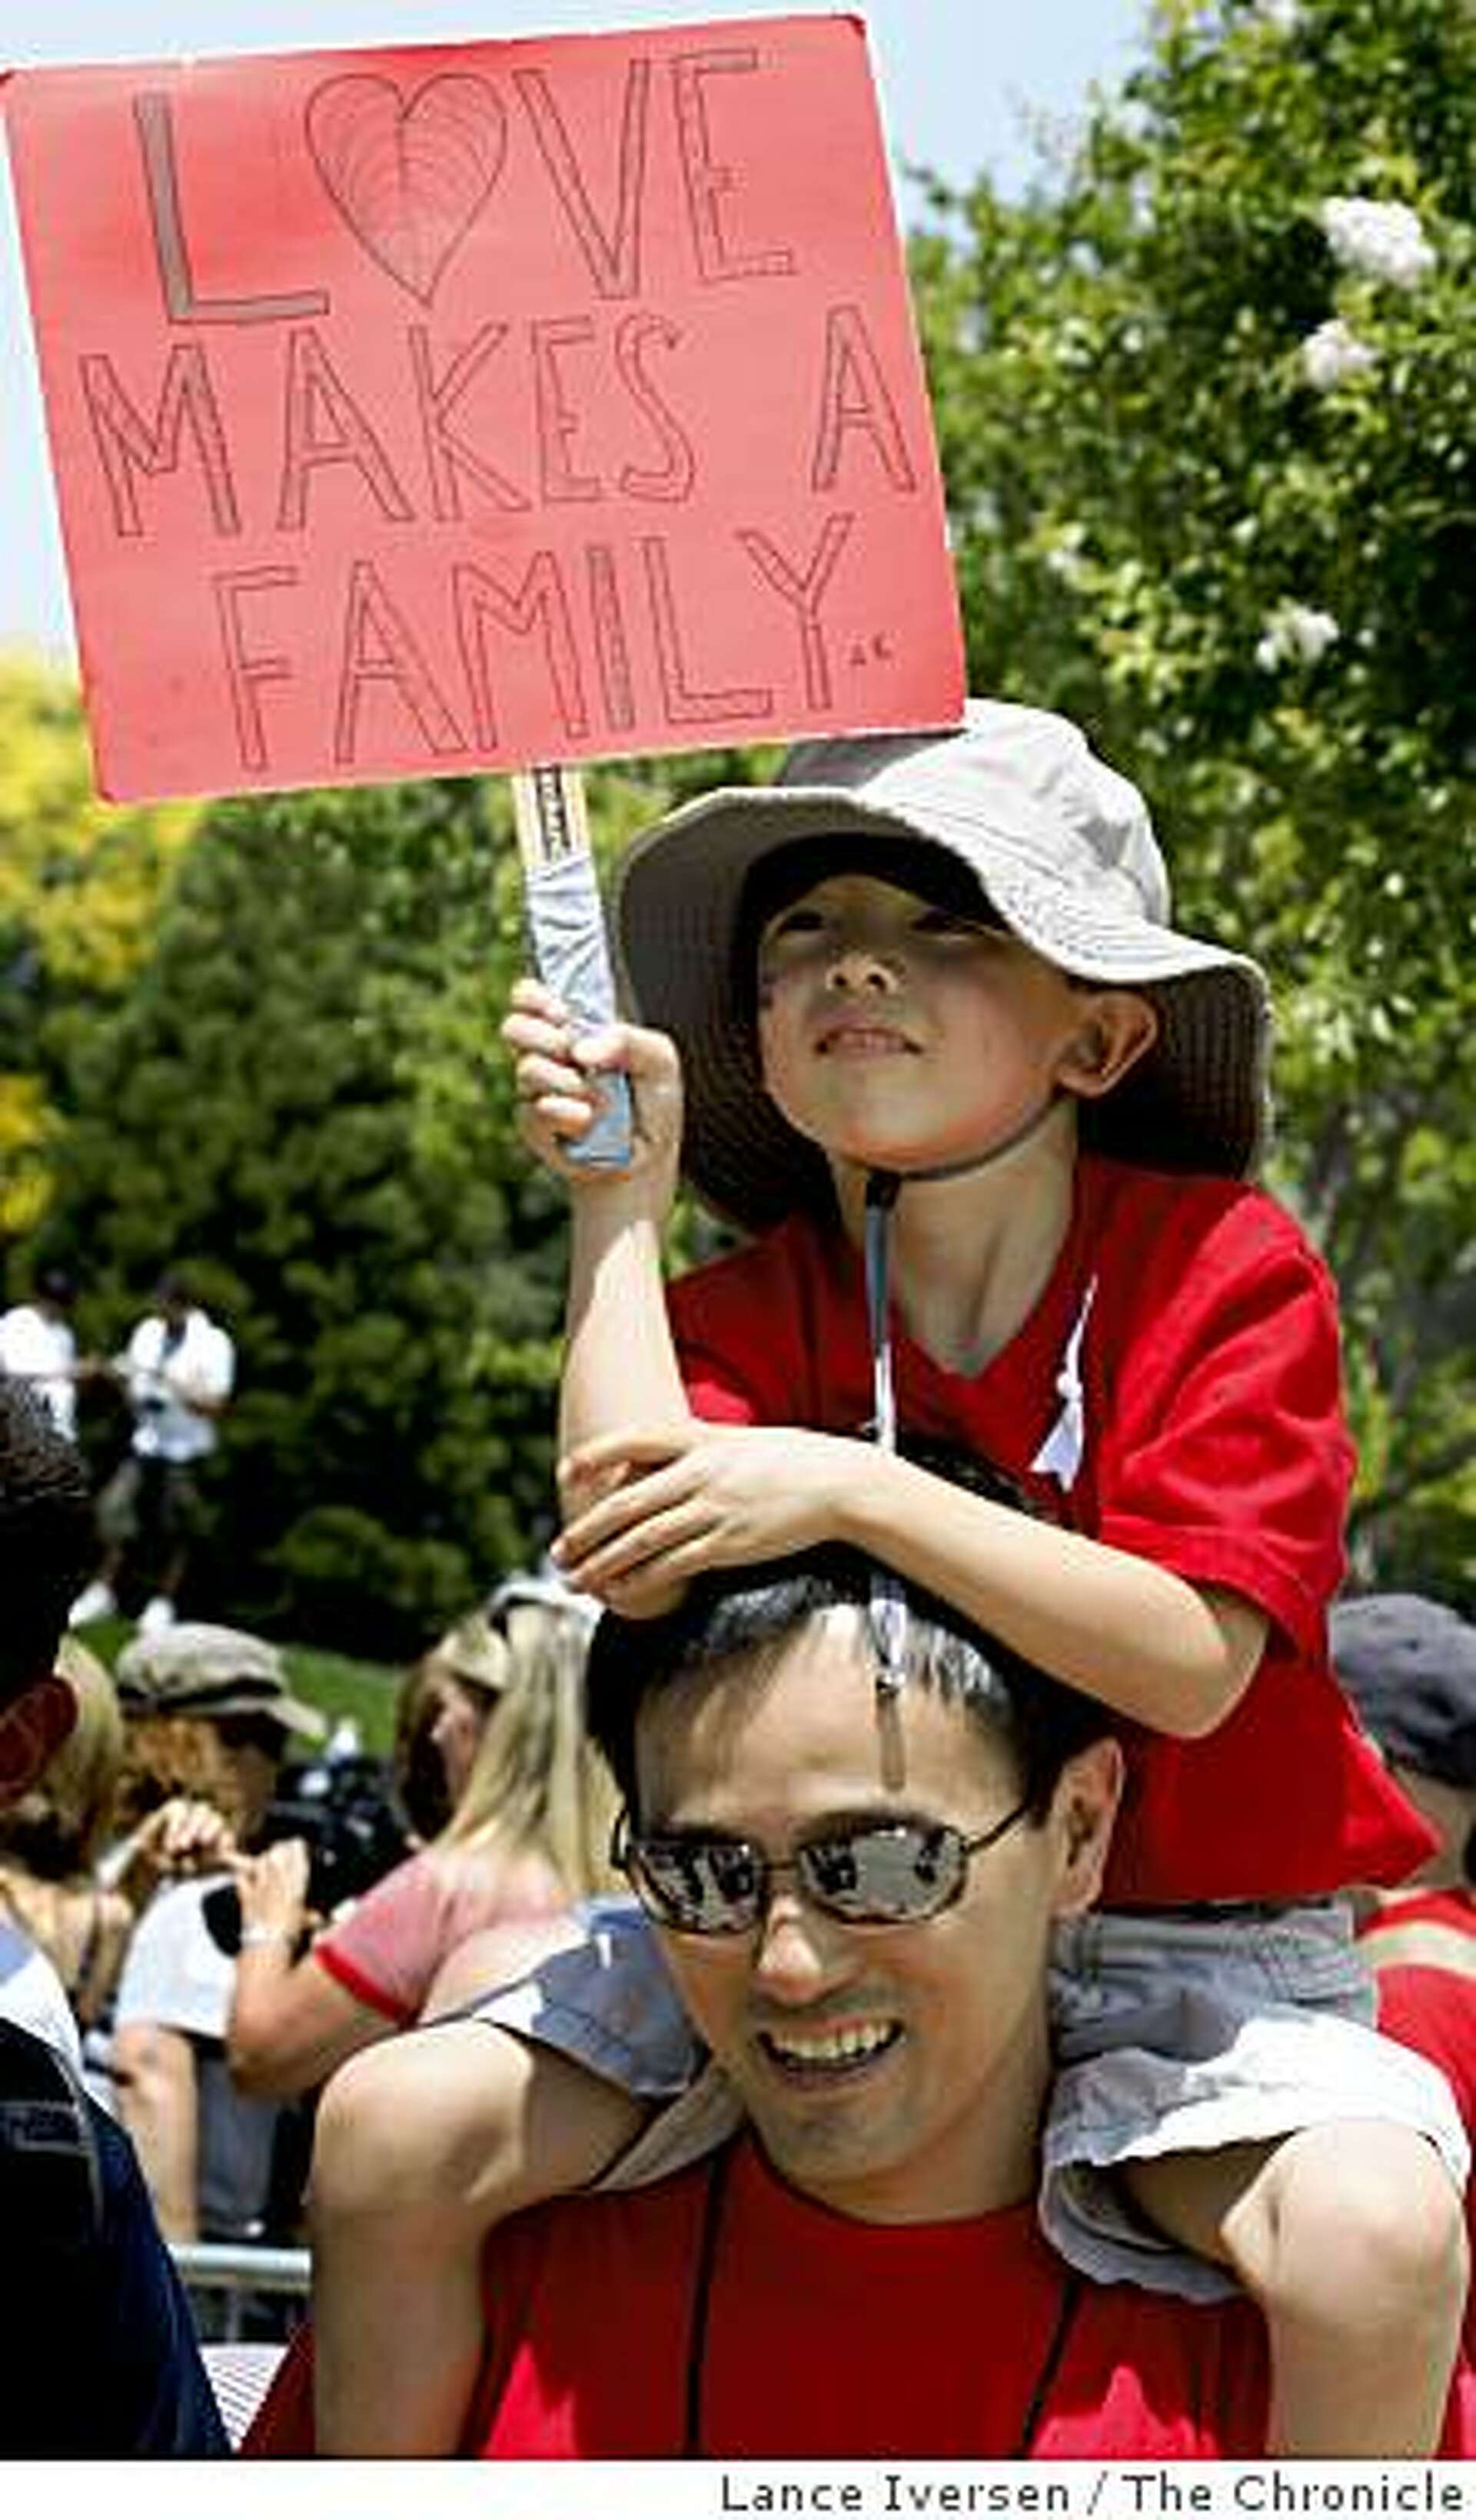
[511,764,634,1169]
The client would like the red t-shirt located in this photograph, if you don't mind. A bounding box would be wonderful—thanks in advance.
[313,1843,569,2025]
[465,2139,1275,2457]
[244,2136,1475,2458]
[668,1156,1432,1906]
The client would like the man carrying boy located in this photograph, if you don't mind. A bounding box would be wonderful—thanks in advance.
[261,1546,1466,2455]
[312,701,1466,2455]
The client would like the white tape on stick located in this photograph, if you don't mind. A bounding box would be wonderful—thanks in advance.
[512,766,634,1170]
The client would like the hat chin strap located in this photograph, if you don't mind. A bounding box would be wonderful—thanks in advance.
[859,1090,1060,1699]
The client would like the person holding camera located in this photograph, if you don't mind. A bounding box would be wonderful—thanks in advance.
[224,1578,619,2103]
[108,1623,326,2267]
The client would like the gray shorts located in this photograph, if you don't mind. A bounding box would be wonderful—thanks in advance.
[471,1893,1470,2302]
[1042,1902,1468,2297]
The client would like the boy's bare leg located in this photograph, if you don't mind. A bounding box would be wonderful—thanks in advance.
[1128,2125,1467,2455]
[310,2018,645,2455]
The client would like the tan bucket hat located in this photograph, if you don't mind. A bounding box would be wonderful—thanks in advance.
[613,699,1272,1234]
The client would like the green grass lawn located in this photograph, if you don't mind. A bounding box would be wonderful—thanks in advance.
[75,1617,401,1758]
[280,1641,401,1756]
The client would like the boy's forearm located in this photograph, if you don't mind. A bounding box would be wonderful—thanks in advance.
[560,1190,690,1460]
[836,1448,1266,1737]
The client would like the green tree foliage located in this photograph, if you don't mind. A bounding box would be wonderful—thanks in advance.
[909,0,1475,1592]
[0,651,197,1240]
[47,767,688,1654]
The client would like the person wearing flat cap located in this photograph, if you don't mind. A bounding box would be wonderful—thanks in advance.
[108,1623,325,2267]
[115,1621,327,1745]
[314,701,1464,2458]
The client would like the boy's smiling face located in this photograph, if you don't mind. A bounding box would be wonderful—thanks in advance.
[755,872,1094,1176]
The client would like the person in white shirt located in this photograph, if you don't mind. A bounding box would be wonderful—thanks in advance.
[69,1271,236,1638]
[0,1267,84,1442]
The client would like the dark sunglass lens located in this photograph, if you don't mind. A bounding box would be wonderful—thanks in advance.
[909,1826,952,1889]
[816,1823,962,1920]
[706,1842,763,1922]
[636,1839,760,1932]
[803,1835,862,1902]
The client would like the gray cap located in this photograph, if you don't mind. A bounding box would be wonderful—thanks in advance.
[115,1622,327,1742]
[1331,1594,1476,1789]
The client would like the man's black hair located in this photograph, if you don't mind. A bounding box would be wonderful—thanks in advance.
[0,1375,92,1704]
[587,1544,1112,1826]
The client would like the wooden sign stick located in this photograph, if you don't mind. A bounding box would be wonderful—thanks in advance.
[511,764,634,1170]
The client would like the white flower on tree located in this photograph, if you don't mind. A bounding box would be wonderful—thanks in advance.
[1252,0,1303,31]
[1041,521,1089,585]
[1300,318,1378,390]
[1318,196,1437,287]
[1255,602,1341,671]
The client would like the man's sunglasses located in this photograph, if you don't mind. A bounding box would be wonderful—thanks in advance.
[610,1799,1033,1937]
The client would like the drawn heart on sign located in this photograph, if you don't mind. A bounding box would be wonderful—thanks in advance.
[305,73,507,305]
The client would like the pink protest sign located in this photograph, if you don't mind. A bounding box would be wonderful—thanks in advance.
[3,15,965,801]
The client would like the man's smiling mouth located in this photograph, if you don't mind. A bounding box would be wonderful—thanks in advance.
[758,2020,903,2078]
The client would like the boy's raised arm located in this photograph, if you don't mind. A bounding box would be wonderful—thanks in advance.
[500,977,693,1546]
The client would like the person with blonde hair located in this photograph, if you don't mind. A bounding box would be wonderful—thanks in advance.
[390,1636,477,1846]
[418,1604,516,1826]
[226,1576,618,2100]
